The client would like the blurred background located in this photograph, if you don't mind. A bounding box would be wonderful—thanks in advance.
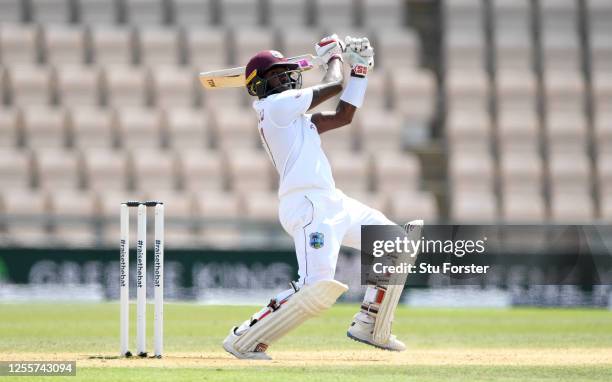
[0,0,610,307]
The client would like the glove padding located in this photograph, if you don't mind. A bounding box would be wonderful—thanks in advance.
[315,34,345,66]
[345,36,374,77]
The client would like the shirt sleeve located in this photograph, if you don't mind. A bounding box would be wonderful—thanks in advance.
[267,88,314,127]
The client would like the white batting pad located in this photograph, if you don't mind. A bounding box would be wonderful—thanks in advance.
[234,279,348,353]
[372,220,423,344]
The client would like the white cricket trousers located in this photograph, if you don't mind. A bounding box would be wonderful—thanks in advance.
[278,188,395,286]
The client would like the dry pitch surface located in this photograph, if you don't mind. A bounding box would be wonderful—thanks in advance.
[3,348,612,367]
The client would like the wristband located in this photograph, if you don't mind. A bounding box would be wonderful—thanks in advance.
[340,76,368,108]
[329,53,344,63]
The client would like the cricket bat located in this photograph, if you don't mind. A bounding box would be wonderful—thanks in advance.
[198,54,325,90]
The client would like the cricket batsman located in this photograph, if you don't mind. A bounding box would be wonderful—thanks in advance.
[223,34,420,359]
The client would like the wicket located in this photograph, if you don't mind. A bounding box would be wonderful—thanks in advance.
[119,201,164,358]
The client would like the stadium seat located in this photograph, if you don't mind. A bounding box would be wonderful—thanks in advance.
[91,26,134,65]
[194,191,243,248]
[6,65,55,106]
[30,0,73,24]
[49,190,99,247]
[41,25,86,65]
[546,110,588,154]
[219,0,261,27]
[595,110,612,153]
[178,149,224,191]
[242,191,279,222]
[495,28,532,72]
[362,0,404,29]
[542,31,580,71]
[494,0,530,31]
[185,27,227,68]
[392,69,436,119]
[599,152,612,195]
[593,70,612,115]
[0,108,20,148]
[550,192,594,223]
[501,191,546,223]
[319,122,356,152]
[125,0,166,25]
[172,0,214,26]
[0,24,40,65]
[446,69,488,111]
[213,108,257,149]
[372,151,420,193]
[267,0,308,27]
[544,70,584,114]
[34,149,82,190]
[0,0,23,23]
[76,0,119,25]
[540,0,577,32]
[496,70,537,112]
[131,149,178,191]
[0,66,5,105]
[204,82,249,112]
[451,190,498,223]
[499,150,543,194]
[137,27,182,66]
[446,31,484,70]
[446,107,490,153]
[357,109,402,152]
[589,0,612,39]
[115,107,163,149]
[449,150,495,194]
[226,150,273,192]
[82,149,129,190]
[102,66,151,107]
[445,0,482,30]
[314,0,355,28]
[548,151,591,195]
[590,31,612,73]
[355,70,388,111]
[601,192,612,221]
[21,106,68,149]
[326,152,370,193]
[233,28,277,67]
[1,190,52,246]
[0,148,33,189]
[69,107,115,149]
[347,191,389,215]
[497,107,539,153]
[388,191,438,223]
[56,66,101,107]
[376,29,420,69]
[165,109,209,149]
[279,27,321,60]
[151,67,196,108]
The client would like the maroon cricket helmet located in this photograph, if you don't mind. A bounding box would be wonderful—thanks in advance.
[245,50,300,97]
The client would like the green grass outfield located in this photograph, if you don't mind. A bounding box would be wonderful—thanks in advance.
[0,303,611,381]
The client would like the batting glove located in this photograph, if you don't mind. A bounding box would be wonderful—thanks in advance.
[315,34,345,67]
[344,36,374,77]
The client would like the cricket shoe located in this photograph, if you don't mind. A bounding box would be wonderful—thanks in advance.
[346,314,406,352]
[223,327,271,360]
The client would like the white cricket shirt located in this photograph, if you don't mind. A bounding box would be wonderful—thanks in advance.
[252,88,336,197]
